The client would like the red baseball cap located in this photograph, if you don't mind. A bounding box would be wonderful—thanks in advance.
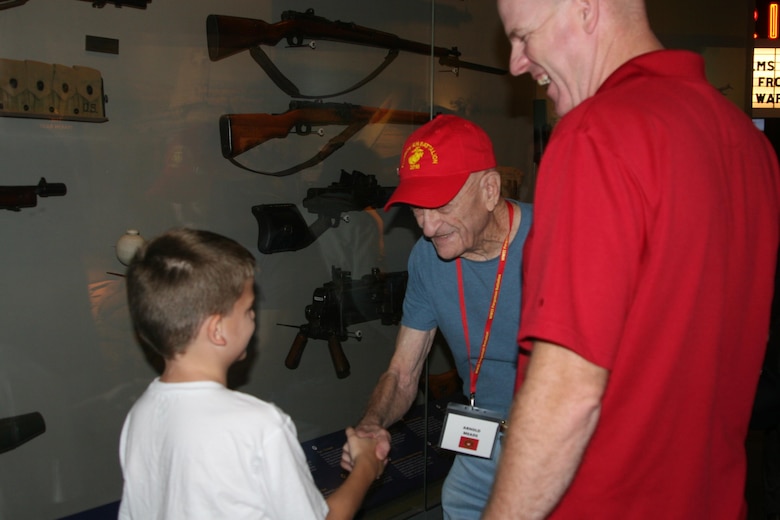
[384,114,497,211]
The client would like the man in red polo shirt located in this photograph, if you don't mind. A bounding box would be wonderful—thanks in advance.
[484,0,780,518]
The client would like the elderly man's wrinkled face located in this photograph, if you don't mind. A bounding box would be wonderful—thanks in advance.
[411,173,490,261]
[498,0,582,116]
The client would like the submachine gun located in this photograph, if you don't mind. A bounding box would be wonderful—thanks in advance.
[281,266,407,379]
[252,169,395,253]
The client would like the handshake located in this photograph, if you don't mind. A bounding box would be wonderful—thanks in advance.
[340,423,391,476]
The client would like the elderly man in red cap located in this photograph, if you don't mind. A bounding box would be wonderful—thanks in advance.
[340,114,532,519]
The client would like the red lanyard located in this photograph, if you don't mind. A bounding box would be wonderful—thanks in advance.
[456,200,514,407]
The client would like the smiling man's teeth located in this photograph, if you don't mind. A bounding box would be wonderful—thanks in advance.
[538,75,551,86]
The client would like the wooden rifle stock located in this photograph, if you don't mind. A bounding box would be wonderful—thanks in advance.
[219,101,430,159]
[207,14,286,61]
[206,10,506,75]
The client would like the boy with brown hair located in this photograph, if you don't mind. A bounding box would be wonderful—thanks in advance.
[119,228,383,520]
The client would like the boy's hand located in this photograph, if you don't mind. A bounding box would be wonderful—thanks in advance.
[342,426,386,479]
[340,423,390,472]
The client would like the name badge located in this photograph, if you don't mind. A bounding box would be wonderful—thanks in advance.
[439,402,504,459]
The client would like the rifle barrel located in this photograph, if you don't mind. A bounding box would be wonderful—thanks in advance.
[438,55,508,76]
[0,179,67,210]
[36,178,67,197]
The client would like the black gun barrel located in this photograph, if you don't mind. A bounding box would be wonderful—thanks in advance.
[37,178,67,197]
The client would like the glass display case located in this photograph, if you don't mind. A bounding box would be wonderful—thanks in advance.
[0,0,754,518]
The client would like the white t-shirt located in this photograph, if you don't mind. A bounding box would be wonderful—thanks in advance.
[118,378,329,520]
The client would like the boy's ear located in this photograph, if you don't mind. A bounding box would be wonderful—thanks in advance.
[204,314,227,346]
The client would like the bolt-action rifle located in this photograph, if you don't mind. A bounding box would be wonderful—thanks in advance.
[206,9,506,99]
[280,266,407,379]
[220,100,430,176]
[0,178,67,211]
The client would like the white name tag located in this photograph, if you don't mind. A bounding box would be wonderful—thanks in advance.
[439,402,504,459]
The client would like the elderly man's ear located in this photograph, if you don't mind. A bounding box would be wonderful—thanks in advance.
[481,169,503,210]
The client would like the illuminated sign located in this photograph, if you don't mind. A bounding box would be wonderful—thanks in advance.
[756,1,780,40]
[754,45,780,115]
[754,2,780,115]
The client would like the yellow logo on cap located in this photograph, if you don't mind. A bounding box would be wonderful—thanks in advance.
[403,141,438,171]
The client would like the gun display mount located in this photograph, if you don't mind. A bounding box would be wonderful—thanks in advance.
[281,266,407,378]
